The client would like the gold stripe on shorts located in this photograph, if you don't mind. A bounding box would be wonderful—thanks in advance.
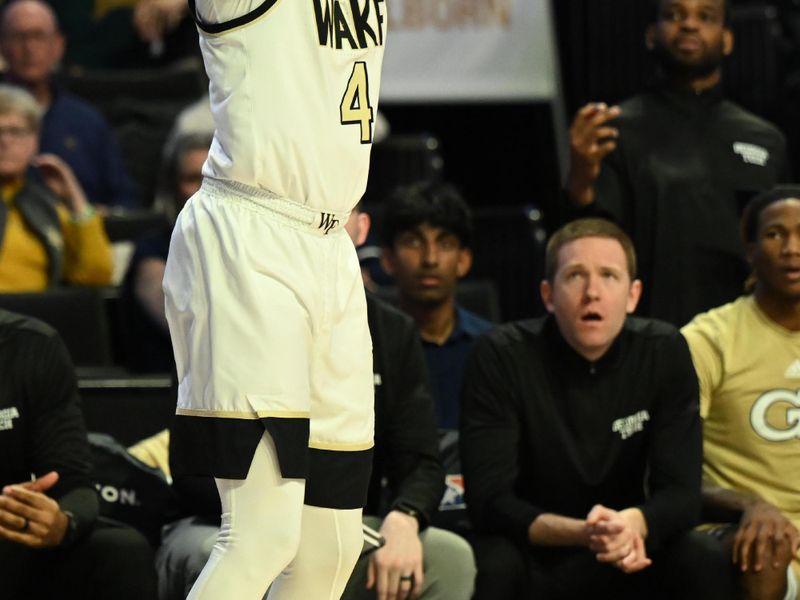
[309,440,374,452]
[176,408,311,419]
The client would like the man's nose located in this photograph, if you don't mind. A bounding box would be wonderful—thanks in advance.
[680,13,702,30]
[784,233,800,255]
[584,275,600,301]
[422,244,439,265]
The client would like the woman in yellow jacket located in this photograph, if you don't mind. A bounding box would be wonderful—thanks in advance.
[0,84,111,292]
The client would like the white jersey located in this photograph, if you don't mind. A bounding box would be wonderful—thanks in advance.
[191,0,387,213]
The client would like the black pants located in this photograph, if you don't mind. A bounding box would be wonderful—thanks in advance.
[528,530,737,600]
[0,518,158,600]
[468,533,530,600]
[469,530,737,600]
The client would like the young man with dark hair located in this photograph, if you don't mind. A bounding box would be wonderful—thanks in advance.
[380,181,492,537]
[567,0,789,326]
[683,186,800,600]
[461,217,735,599]
[380,181,491,433]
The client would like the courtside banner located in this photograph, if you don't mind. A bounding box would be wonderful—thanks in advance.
[381,0,558,102]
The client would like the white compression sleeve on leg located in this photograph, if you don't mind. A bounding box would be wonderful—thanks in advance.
[267,505,364,600]
[188,433,305,599]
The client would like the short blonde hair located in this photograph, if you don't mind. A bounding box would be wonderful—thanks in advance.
[545,218,637,281]
[0,84,43,132]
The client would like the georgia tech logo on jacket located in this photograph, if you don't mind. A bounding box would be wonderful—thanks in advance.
[750,389,800,442]
[612,409,650,440]
[733,142,769,167]
[0,406,19,431]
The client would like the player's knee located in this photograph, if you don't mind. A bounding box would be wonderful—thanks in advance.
[222,505,304,569]
[254,517,303,565]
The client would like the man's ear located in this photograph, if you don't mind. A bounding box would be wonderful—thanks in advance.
[722,28,734,57]
[380,247,395,276]
[456,247,473,278]
[626,279,643,314]
[356,212,371,247]
[540,279,555,313]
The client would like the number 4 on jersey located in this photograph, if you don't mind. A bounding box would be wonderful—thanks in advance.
[340,61,374,144]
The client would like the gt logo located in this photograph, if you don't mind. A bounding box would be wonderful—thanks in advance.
[750,389,800,442]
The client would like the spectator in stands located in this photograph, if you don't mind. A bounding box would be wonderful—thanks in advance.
[566,0,790,326]
[0,84,111,292]
[379,181,491,530]
[461,218,735,599]
[380,181,491,432]
[682,186,800,600]
[33,0,197,69]
[144,203,477,600]
[0,0,139,208]
[133,0,187,48]
[123,131,210,372]
[379,182,507,597]
[0,308,157,599]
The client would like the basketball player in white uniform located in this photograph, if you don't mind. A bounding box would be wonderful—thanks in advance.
[162,0,387,597]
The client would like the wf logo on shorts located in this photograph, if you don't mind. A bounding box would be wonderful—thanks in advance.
[319,212,339,234]
[750,389,800,442]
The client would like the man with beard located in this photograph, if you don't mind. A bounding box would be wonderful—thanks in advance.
[566,0,791,326]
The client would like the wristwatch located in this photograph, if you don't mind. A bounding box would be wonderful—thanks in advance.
[61,510,79,546]
[392,502,425,531]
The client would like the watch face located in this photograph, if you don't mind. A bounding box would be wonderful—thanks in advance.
[396,504,420,523]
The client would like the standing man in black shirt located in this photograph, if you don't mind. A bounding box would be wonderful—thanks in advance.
[461,218,735,599]
[567,0,790,325]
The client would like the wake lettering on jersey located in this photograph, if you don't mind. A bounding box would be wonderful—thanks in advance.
[314,0,386,49]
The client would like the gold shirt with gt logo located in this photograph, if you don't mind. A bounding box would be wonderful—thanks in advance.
[682,295,800,580]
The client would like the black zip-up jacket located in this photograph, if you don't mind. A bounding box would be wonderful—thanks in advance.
[0,310,97,545]
[572,82,790,326]
[460,315,701,551]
